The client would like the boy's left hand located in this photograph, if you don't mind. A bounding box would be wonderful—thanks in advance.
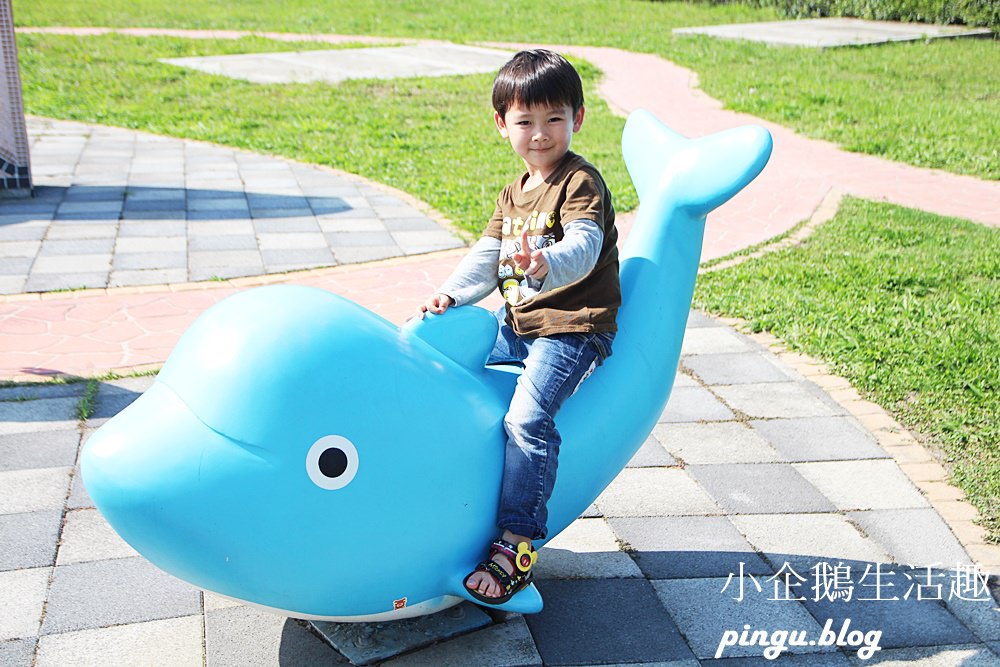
[513,229,548,281]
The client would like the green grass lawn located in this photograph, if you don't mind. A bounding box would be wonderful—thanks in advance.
[694,197,1000,543]
[13,0,1000,179]
[17,33,633,235]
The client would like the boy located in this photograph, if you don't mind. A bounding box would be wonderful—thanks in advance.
[411,49,620,604]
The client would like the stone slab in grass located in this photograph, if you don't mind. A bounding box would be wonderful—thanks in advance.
[674,18,993,48]
[162,44,515,85]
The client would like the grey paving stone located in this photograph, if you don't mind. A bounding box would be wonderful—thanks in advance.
[653,422,783,464]
[206,606,347,667]
[187,196,249,212]
[0,222,47,241]
[596,468,721,517]
[729,514,892,574]
[312,602,491,666]
[252,207,314,219]
[0,510,62,571]
[45,223,118,240]
[658,386,735,423]
[110,268,188,287]
[681,326,754,355]
[332,245,404,264]
[653,578,833,660]
[536,517,642,580]
[35,615,205,667]
[58,200,123,215]
[41,557,202,635]
[0,567,48,641]
[261,248,336,270]
[382,217,442,232]
[609,516,771,579]
[325,230,397,247]
[0,276,26,293]
[713,383,842,419]
[123,197,189,213]
[382,616,542,666]
[188,234,258,251]
[257,231,329,251]
[187,219,255,236]
[31,254,111,274]
[86,376,152,426]
[526,578,696,665]
[700,655,850,666]
[0,257,32,275]
[189,264,264,282]
[686,311,723,328]
[188,209,258,222]
[845,645,1000,666]
[57,508,138,565]
[688,464,837,514]
[0,428,79,472]
[938,573,1000,642]
[247,194,308,210]
[112,251,187,270]
[117,220,187,237]
[307,197,352,216]
[391,230,463,254]
[848,509,974,569]
[125,187,185,202]
[23,272,108,292]
[750,417,889,462]
[0,637,36,667]
[0,384,84,402]
[794,461,929,511]
[67,464,93,510]
[801,569,978,650]
[317,217,385,234]
[189,250,262,271]
[120,208,185,221]
[685,352,792,385]
[626,434,678,468]
[114,236,186,253]
[0,468,72,515]
[252,216,323,233]
[37,238,115,256]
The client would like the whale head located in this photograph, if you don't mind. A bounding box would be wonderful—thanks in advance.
[82,284,523,619]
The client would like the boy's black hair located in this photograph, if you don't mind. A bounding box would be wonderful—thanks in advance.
[492,49,584,119]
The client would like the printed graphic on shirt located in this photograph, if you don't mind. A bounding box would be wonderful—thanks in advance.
[498,210,558,306]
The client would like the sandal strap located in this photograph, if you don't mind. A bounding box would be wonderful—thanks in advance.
[476,559,514,588]
[490,539,519,562]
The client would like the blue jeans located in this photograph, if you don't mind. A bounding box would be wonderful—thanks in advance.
[487,307,614,541]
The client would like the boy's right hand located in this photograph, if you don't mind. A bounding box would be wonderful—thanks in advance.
[408,293,455,321]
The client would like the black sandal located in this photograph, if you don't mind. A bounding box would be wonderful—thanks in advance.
[463,538,538,605]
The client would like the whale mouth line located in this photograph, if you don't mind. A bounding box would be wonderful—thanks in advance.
[156,378,274,464]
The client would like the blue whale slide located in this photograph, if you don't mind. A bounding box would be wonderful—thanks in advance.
[81,110,772,621]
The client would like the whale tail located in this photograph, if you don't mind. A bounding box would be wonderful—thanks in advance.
[623,108,772,220]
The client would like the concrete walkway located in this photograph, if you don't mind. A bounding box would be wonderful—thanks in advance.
[3,27,1000,667]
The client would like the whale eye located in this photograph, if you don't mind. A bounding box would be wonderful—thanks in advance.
[306,435,359,490]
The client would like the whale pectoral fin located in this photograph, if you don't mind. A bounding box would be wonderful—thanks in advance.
[402,305,499,372]
[451,580,544,614]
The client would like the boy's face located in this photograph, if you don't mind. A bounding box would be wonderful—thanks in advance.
[495,102,585,178]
